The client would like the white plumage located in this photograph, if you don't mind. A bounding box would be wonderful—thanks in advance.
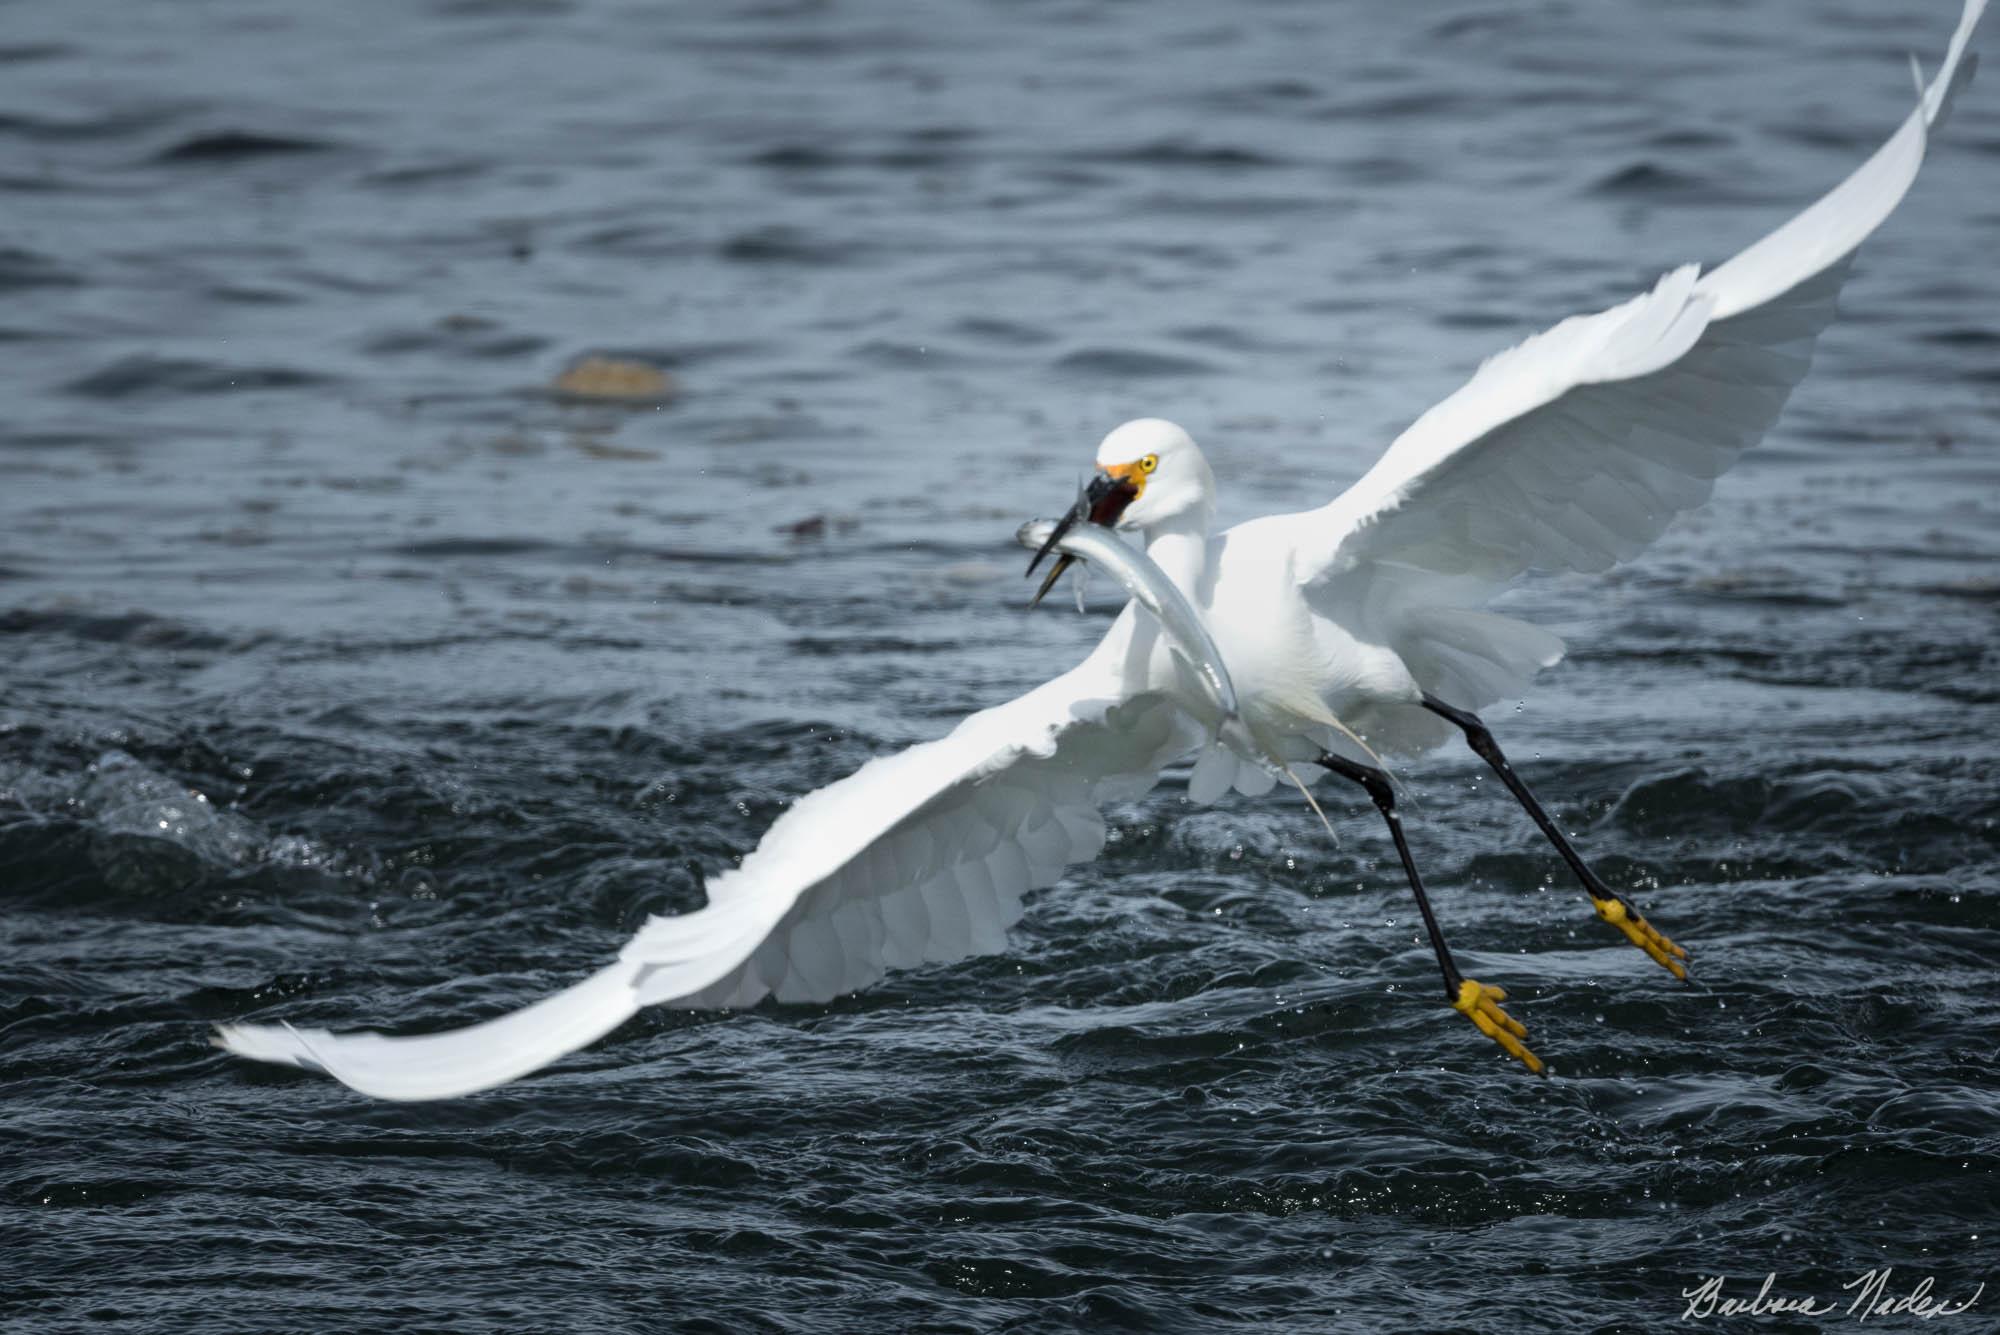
[216,0,1986,1098]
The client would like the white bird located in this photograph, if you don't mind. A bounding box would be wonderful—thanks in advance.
[217,0,1986,1098]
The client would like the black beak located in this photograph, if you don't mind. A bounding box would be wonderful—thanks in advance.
[1028,552,1077,611]
[1025,471,1137,609]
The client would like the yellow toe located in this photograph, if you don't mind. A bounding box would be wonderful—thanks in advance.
[1453,978,1544,1075]
[1595,897,1691,981]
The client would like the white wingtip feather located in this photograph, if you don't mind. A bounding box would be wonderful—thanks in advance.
[214,964,642,1101]
[1927,0,1987,129]
[1698,0,1986,320]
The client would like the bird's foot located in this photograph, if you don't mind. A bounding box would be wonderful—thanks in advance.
[1593,895,1690,980]
[1451,978,1543,1075]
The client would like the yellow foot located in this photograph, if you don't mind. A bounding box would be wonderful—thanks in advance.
[1452,978,1544,1075]
[1594,896,1690,980]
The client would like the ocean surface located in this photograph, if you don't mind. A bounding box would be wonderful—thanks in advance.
[3,1,1998,1330]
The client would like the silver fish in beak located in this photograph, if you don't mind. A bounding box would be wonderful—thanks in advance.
[1025,470,1141,609]
[1017,516,1354,849]
[1016,517,1239,722]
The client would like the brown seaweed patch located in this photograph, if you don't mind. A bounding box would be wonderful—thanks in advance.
[552,356,676,404]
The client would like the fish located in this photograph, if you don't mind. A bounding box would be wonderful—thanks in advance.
[1016,516,1380,841]
[1017,516,1242,721]
[1023,472,1140,609]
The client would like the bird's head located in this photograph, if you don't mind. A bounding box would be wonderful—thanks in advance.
[1085,418,1213,532]
[1026,418,1215,606]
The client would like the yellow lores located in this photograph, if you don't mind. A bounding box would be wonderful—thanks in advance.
[1097,451,1158,497]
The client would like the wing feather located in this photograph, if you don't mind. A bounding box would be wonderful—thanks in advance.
[213,660,1198,1099]
[1267,0,1982,716]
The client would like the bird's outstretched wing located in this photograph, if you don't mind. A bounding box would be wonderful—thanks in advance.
[216,654,1198,1100]
[1270,0,1983,711]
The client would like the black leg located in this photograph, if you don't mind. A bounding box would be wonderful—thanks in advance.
[1317,749,1542,1073]
[1421,692,1690,978]
[1316,751,1462,1002]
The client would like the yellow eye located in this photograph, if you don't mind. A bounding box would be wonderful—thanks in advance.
[1140,454,1159,473]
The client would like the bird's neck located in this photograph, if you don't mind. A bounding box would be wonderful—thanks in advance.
[1140,507,1213,603]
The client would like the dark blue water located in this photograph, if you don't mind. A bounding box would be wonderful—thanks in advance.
[4,2,1998,1330]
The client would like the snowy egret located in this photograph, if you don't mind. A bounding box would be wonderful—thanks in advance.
[216,0,1985,1097]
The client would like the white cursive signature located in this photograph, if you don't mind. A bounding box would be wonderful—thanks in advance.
[1681,1270,1984,1322]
